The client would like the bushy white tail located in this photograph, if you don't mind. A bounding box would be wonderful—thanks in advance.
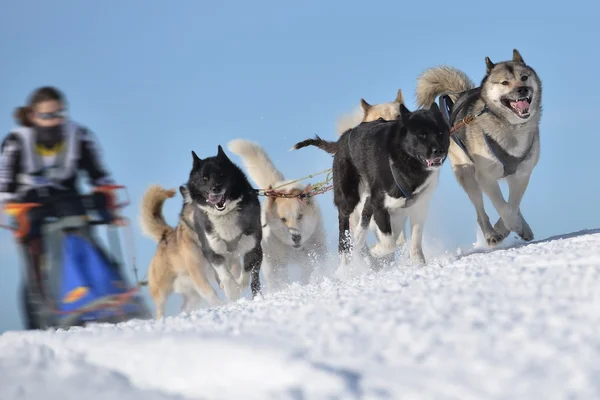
[415,66,476,107]
[227,139,285,189]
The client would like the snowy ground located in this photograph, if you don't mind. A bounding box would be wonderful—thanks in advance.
[1,229,600,400]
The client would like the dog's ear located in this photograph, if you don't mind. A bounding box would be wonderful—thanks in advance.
[394,89,404,104]
[360,98,372,113]
[485,57,495,74]
[512,49,525,64]
[399,103,411,122]
[179,185,192,203]
[191,151,202,168]
[302,183,313,205]
[216,145,231,161]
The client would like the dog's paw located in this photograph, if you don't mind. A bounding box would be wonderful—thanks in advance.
[370,243,396,258]
[339,251,352,266]
[409,249,426,266]
[396,231,407,247]
[220,279,242,301]
[502,210,524,237]
[485,229,504,247]
[518,218,534,241]
[498,213,534,242]
[235,270,251,288]
[493,218,511,241]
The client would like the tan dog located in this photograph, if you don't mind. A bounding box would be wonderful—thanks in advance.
[336,89,405,136]
[227,139,327,291]
[336,89,408,252]
[139,184,225,319]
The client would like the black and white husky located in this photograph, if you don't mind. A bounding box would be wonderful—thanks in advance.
[293,103,450,266]
[185,145,263,301]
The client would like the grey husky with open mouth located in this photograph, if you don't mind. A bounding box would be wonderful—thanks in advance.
[415,49,542,247]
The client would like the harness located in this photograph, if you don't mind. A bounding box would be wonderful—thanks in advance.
[439,92,534,178]
[388,158,427,207]
[482,130,535,177]
[10,121,80,194]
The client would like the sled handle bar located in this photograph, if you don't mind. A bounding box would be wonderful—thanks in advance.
[1,204,126,238]
[93,185,130,210]
[1,185,130,238]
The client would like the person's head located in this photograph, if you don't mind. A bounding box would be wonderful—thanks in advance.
[13,86,68,128]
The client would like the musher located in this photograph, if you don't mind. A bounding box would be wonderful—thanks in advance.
[0,86,123,329]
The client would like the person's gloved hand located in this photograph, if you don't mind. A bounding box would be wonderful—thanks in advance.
[111,215,128,226]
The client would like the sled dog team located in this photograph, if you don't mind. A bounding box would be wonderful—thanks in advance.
[140,49,542,318]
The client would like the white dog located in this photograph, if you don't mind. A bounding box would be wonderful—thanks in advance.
[228,139,328,291]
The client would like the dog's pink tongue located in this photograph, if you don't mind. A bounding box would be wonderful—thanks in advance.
[208,194,221,204]
[513,100,530,112]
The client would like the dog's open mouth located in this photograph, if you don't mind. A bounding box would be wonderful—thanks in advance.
[419,156,445,168]
[207,193,227,211]
[501,96,532,119]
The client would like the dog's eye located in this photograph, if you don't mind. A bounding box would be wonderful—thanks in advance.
[281,217,287,223]
[501,81,509,86]
[521,75,528,82]
[297,214,303,221]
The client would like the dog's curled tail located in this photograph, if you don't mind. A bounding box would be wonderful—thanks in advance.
[139,184,176,242]
[415,66,476,108]
[227,139,285,189]
[292,135,338,154]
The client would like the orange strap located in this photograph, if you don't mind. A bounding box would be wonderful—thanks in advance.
[49,287,141,316]
[2,203,43,239]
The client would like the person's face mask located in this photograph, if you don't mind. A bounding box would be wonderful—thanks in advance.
[34,124,64,147]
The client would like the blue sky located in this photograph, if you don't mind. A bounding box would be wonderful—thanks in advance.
[1,0,598,332]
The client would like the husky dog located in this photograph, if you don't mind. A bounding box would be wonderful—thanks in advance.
[335,89,409,254]
[336,89,405,136]
[227,139,328,290]
[294,103,450,266]
[415,49,542,246]
[140,185,225,319]
[185,145,263,301]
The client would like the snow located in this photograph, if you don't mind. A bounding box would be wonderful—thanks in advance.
[2,229,600,399]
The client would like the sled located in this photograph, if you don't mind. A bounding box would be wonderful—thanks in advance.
[1,185,151,330]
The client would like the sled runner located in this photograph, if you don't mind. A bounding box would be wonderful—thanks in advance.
[1,185,151,330]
